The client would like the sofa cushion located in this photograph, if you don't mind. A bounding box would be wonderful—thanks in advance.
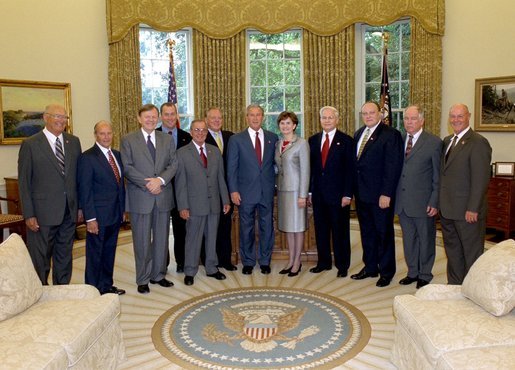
[393,295,515,367]
[462,239,515,316]
[436,345,515,370]
[0,341,68,370]
[0,293,120,366]
[0,233,43,321]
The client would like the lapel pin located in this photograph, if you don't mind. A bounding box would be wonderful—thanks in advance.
[337,142,341,145]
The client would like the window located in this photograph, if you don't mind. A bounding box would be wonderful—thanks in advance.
[357,20,410,130]
[247,30,303,136]
[139,27,194,129]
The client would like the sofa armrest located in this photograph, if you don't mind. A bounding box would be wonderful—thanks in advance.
[39,284,100,302]
[414,284,465,300]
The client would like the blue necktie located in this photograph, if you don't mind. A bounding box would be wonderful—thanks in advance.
[147,135,156,162]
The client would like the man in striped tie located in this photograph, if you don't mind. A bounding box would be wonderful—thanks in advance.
[77,121,126,295]
[18,104,82,285]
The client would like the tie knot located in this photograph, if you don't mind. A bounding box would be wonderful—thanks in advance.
[200,146,204,152]
[325,133,329,139]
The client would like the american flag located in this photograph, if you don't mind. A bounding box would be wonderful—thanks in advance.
[379,45,391,126]
[167,38,180,127]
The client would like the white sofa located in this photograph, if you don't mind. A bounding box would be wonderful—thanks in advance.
[392,239,515,370]
[0,233,126,369]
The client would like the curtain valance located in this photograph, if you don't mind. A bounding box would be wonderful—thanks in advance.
[106,0,444,43]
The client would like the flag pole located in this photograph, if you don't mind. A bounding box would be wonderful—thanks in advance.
[380,32,391,126]
[167,38,180,128]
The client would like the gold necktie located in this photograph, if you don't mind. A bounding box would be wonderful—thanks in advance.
[215,132,223,152]
[357,128,370,159]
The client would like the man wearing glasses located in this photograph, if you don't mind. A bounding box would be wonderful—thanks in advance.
[18,104,82,285]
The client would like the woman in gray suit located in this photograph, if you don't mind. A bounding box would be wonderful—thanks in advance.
[275,111,310,276]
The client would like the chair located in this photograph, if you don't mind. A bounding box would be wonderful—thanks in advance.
[0,196,25,241]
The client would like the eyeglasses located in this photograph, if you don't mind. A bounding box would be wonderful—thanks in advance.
[45,113,69,120]
[192,128,208,133]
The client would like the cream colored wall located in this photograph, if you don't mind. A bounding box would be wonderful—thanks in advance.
[442,0,515,162]
[0,0,109,184]
[1,0,514,187]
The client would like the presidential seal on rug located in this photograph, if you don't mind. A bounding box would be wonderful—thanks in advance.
[152,287,371,369]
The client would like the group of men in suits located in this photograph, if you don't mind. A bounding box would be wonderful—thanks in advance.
[16,100,491,293]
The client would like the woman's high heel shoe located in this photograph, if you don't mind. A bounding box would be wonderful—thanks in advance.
[288,264,302,277]
[279,266,292,274]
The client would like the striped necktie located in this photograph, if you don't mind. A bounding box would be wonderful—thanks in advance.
[357,128,370,159]
[107,150,121,184]
[55,137,65,174]
[214,132,223,152]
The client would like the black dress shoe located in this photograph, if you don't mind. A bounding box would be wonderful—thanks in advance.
[150,278,174,287]
[376,277,391,287]
[337,270,348,278]
[350,268,379,280]
[288,264,301,277]
[309,266,332,273]
[242,266,253,275]
[221,264,237,271]
[260,265,271,274]
[279,266,292,274]
[399,276,418,285]
[416,279,430,289]
[176,265,184,273]
[207,271,226,280]
[107,286,126,295]
[184,276,194,286]
[137,284,150,294]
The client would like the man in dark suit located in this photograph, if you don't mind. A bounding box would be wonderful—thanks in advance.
[77,121,126,295]
[18,104,82,285]
[205,107,236,271]
[395,105,442,289]
[308,106,355,277]
[157,102,191,273]
[121,104,177,294]
[175,120,231,286]
[227,104,278,275]
[440,103,491,285]
[351,101,403,287]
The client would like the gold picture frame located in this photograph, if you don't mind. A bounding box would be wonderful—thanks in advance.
[474,75,515,131]
[0,79,72,145]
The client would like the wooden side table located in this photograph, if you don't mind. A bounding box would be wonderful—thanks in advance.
[486,176,515,239]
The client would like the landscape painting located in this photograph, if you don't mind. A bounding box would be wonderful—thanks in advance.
[475,75,515,131]
[0,79,72,144]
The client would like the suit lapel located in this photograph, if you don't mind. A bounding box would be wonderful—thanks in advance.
[360,123,383,159]
[445,129,473,167]
[188,142,205,169]
[94,145,119,184]
[37,132,63,175]
[406,131,426,159]
[244,131,260,168]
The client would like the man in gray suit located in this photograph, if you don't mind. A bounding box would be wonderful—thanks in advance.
[121,104,177,294]
[227,105,278,275]
[175,120,230,286]
[18,104,82,285]
[395,105,442,289]
[440,103,491,285]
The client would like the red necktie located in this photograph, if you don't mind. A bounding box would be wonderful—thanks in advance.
[255,131,262,166]
[107,150,121,184]
[405,135,413,157]
[321,133,329,168]
[200,146,207,168]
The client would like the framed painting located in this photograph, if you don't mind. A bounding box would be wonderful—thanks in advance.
[474,75,515,131]
[0,79,72,144]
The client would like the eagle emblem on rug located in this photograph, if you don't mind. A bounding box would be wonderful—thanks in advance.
[202,300,320,352]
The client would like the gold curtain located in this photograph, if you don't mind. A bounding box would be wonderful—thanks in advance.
[193,30,246,132]
[303,28,355,137]
[106,0,444,42]
[409,18,443,136]
[108,25,142,148]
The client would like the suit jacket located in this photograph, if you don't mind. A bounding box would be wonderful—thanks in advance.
[395,131,442,217]
[175,142,229,216]
[226,129,278,204]
[275,135,310,197]
[156,126,191,150]
[18,131,82,225]
[121,130,177,214]
[309,130,355,204]
[206,129,234,174]
[354,122,403,203]
[439,128,491,220]
[77,144,125,226]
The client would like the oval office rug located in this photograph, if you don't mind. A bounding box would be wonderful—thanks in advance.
[152,287,371,369]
